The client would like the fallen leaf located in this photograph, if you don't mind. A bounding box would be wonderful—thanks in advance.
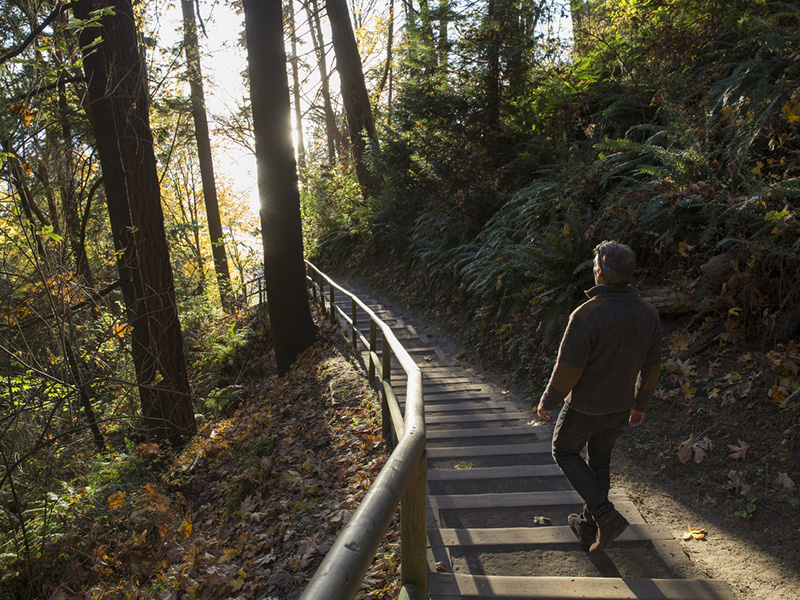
[435,561,447,572]
[107,491,126,511]
[676,436,713,464]
[676,438,694,464]
[179,518,192,538]
[778,473,796,492]
[671,332,691,353]
[723,470,746,496]
[454,462,473,469]
[727,440,749,461]
[681,527,707,540]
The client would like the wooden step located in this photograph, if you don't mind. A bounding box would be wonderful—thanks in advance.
[430,524,674,547]
[427,412,530,425]
[427,443,552,458]
[424,401,517,414]
[429,490,629,510]
[429,574,737,599]
[427,425,547,442]
[428,464,563,481]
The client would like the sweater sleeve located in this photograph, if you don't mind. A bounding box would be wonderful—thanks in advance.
[539,313,591,411]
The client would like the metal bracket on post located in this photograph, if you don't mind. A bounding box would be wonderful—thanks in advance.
[369,320,377,383]
[351,298,358,348]
[381,346,392,445]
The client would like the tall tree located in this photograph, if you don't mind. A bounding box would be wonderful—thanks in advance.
[305,0,340,164]
[326,0,382,199]
[242,0,317,375]
[75,0,196,445]
[286,0,307,179]
[180,0,234,309]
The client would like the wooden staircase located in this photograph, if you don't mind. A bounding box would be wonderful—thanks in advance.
[331,282,736,600]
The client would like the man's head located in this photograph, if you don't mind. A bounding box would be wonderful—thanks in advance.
[593,240,636,286]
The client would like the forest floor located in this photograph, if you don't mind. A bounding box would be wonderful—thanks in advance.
[348,274,800,600]
[7,308,401,600]
[11,279,799,600]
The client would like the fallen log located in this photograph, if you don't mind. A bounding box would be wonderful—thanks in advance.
[638,287,694,315]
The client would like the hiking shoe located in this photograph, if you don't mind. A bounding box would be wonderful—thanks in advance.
[568,513,595,551]
[589,514,629,553]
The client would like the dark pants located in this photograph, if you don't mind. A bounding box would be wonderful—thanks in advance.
[552,405,629,531]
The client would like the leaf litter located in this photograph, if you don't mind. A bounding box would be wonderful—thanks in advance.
[18,315,400,600]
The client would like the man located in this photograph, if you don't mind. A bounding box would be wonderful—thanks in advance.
[537,240,662,553]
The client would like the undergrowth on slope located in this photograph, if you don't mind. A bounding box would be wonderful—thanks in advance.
[2,310,399,600]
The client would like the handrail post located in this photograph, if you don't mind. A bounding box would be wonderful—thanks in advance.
[381,345,392,444]
[329,284,336,322]
[401,449,428,598]
[351,298,358,348]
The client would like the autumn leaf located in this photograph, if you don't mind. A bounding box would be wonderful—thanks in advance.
[777,473,796,492]
[678,241,694,257]
[676,438,694,464]
[7,103,36,127]
[670,332,691,353]
[693,437,713,463]
[781,100,800,123]
[727,440,749,461]
[231,571,246,591]
[454,461,473,469]
[107,491,126,510]
[681,527,707,540]
[723,470,746,496]
[179,518,192,538]
[676,436,713,464]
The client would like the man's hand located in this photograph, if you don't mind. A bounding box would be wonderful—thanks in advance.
[537,404,551,421]
[629,409,645,426]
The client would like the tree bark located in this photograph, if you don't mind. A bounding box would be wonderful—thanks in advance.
[180,0,234,310]
[76,0,196,445]
[75,0,160,440]
[326,0,382,199]
[242,0,317,375]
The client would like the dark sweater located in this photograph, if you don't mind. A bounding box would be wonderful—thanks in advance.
[539,284,663,415]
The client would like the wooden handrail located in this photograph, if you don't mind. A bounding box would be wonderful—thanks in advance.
[300,261,427,600]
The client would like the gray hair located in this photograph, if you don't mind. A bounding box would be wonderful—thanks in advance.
[594,240,636,286]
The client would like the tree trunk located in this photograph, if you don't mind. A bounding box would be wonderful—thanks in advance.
[377,0,394,96]
[326,0,382,199]
[287,0,306,180]
[306,0,339,164]
[242,0,317,375]
[570,0,588,51]
[180,0,234,310]
[75,0,160,440]
[485,0,501,131]
[77,0,196,445]
[438,0,449,70]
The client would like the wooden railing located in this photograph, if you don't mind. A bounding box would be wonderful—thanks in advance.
[300,262,427,600]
